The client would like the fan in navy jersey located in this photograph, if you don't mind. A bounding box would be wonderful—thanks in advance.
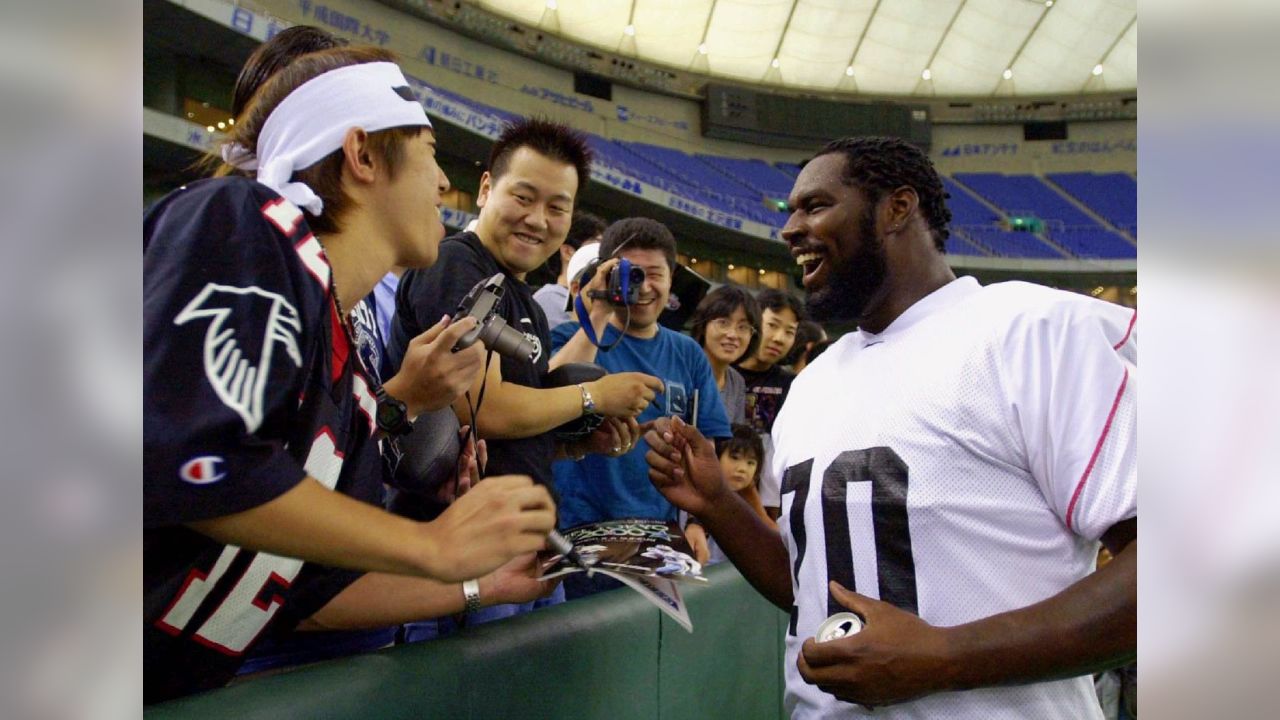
[645,136,1135,719]
[144,47,557,704]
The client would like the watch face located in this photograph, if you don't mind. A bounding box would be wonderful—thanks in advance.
[377,399,405,429]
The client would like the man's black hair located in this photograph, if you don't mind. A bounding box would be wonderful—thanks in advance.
[814,136,953,253]
[755,288,807,322]
[541,211,607,280]
[599,217,677,272]
[690,285,762,363]
[488,117,593,189]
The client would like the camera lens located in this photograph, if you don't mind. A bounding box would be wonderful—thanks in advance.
[477,317,537,362]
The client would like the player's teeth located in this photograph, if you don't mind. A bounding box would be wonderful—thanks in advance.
[795,252,822,266]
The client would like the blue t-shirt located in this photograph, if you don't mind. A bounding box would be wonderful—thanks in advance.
[550,322,731,528]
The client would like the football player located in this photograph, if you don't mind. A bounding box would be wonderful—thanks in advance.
[646,136,1136,719]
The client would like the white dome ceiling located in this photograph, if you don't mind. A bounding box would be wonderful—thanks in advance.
[475,0,1136,97]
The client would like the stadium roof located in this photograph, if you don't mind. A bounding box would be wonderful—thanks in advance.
[474,0,1136,97]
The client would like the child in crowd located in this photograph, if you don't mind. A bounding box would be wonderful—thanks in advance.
[699,424,775,565]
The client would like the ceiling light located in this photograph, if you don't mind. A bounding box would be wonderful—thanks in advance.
[1045,0,1054,6]
[624,24,635,36]
[758,268,766,276]
[691,257,698,264]
[227,118,234,125]
[546,0,556,8]
[1003,68,1013,80]
[921,68,932,80]
[728,263,735,270]
[771,58,780,68]
[698,43,708,55]
[1093,64,1104,76]
[206,125,215,133]
[845,66,854,77]
[217,121,226,129]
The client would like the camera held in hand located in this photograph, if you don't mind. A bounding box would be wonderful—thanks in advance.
[581,257,645,306]
[451,273,537,361]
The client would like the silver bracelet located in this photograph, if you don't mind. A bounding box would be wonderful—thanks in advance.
[462,578,481,614]
[577,383,596,416]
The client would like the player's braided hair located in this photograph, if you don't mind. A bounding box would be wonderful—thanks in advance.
[815,136,952,252]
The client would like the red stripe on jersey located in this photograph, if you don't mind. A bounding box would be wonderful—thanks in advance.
[1113,310,1136,350]
[1066,367,1129,533]
[330,303,349,383]
[261,197,303,236]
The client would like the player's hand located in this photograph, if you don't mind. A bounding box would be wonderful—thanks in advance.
[478,552,560,606]
[418,475,556,582]
[433,426,485,504]
[581,416,643,457]
[587,372,664,417]
[684,522,711,565]
[386,315,486,415]
[797,581,955,709]
[644,416,730,517]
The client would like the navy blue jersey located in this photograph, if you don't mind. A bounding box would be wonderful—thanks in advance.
[143,177,382,704]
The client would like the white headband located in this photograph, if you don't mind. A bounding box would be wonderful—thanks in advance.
[221,61,432,215]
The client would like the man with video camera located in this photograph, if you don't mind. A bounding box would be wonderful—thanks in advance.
[385,119,664,633]
[549,217,732,599]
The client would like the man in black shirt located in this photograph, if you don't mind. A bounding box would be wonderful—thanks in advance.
[734,288,806,519]
[386,121,662,633]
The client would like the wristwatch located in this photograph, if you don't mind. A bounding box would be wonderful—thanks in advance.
[577,383,596,417]
[462,578,482,614]
[374,386,412,436]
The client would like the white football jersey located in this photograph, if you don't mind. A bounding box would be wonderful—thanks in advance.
[771,277,1136,720]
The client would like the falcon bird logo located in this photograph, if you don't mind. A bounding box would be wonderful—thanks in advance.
[174,283,303,433]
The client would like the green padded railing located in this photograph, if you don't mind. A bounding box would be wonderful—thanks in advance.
[147,562,789,720]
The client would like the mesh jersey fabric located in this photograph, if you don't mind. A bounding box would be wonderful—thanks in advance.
[771,276,1136,719]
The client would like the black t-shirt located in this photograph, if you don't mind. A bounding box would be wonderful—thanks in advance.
[387,231,555,488]
[143,178,381,704]
[734,362,796,435]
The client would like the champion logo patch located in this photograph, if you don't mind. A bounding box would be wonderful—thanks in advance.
[180,455,227,485]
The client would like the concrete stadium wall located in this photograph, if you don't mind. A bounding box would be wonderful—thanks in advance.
[145,562,789,720]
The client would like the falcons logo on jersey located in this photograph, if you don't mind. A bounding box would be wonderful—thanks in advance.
[174,283,303,433]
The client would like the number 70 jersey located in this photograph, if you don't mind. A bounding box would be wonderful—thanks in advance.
[771,277,1136,720]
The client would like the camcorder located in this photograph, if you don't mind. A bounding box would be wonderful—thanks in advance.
[451,273,537,361]
[581,257,645,306]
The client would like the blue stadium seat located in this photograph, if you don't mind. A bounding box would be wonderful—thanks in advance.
[1045,172,1137,234]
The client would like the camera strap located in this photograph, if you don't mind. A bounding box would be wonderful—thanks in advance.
[573,292,628,352]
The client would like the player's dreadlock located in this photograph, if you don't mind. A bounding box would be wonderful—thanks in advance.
[814,136,953,253]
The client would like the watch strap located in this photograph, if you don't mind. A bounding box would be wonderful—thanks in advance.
[462,579,482,614]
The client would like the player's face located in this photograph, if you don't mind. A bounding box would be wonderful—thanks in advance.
[475,147,578,279]
[720,449,759,492]
[781,152,888,323]
[702,305,754,366]
[383,129,451,268]
[613,248,671,331]
[754,306,798,367]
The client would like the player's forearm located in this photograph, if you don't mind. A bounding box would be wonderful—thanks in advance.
[300,572,465,630]
[188,478,440,579]
[700,491,794,608]
[455,382,585,439]
[941,536,1136,691]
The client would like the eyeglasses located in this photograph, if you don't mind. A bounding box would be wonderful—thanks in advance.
[709,318,756,336]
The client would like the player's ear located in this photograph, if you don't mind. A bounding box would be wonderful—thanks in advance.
[341,127,377,185]
[882,186,919,237]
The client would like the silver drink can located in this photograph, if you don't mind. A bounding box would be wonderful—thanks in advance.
[816,612,864,642]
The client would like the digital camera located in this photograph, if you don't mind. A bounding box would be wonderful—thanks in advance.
[451,273,537,361]
[581,257,645,306]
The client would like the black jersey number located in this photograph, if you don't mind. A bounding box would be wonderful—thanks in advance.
[782,447,918,635]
